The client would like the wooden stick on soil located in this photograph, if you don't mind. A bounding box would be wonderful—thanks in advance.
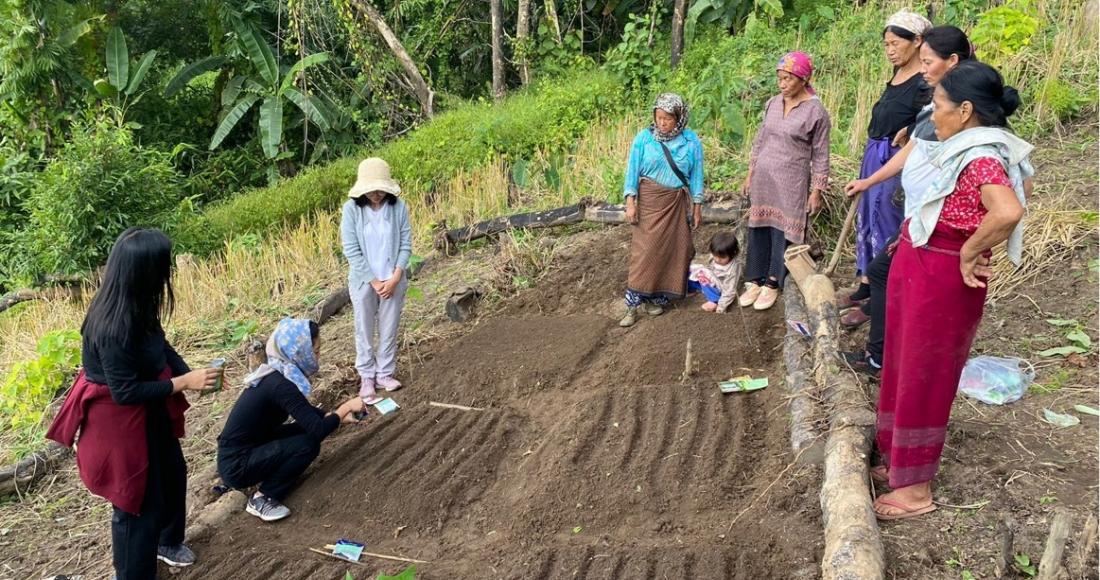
[429,401,484,412]
[319,545,430,564]
[824,192,860,276]
[681,338,693,384]
[997,518,1015,579]
[1036,508,1074,580]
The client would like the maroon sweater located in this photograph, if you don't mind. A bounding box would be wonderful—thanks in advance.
[46,368,189,514]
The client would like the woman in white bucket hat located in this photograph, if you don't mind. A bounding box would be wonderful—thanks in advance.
[340,158,413,401]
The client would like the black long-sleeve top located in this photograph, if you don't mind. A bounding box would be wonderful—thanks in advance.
[216,372,340,454]
[82,325,190,442]
[867,73,933,140]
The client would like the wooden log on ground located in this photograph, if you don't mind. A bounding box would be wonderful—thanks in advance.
[795,273,883,580]
[310,287,351,325]
[435,203,587,252]
[184,490,247,543]
[1037,508,1074,580]
[0,289,37,315]
[782,280,824,465]
[1071,511,1098,579]
[445,286,481,322]
[0,442,71,497]
[583,200,741,225]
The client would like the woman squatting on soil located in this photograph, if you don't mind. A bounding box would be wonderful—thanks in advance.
[216,319,366,523]
[738,51,831,311]
[341,157,413,400]
[843,11,933,311]
[47,228,221,579]
[872,61,1032,520]
[619,93,705,328]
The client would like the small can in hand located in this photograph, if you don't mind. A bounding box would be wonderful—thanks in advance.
[205,358,226,396]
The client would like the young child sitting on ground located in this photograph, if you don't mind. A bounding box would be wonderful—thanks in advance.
[688,231,742,313]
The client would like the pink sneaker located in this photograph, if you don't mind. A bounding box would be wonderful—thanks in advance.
[359,377,377,400]
[376,376,403,392]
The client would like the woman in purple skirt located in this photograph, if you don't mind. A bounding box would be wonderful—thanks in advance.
[844,11,932,309]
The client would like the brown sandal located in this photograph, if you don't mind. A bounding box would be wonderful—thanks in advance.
[873,497,937,521]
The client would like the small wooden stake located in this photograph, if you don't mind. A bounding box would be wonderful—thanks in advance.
[681,338,693,383]
[429,401,484,412]
[1037,508,1074,580]
[997,518,1015,579]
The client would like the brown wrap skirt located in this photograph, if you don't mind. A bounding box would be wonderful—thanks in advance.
[627,178,694,299]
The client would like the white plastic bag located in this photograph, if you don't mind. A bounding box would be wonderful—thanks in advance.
[958,356,1034,405]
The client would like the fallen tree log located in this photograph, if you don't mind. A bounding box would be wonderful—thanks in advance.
[0,289,38,315]
[782,280,825,465]
[584,200,741,225]
[784,249,883,580]
[435,203,587,252]
[0,442,71,497]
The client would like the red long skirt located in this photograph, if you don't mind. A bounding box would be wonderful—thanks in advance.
[878,221,988,489]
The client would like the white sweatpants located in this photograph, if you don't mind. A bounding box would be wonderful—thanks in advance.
[350,277,407,379]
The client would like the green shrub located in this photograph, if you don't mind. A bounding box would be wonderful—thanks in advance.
[970,1,1040,66]
[0,330,80,431]
[173,70,629,255]
[20,118,184,281]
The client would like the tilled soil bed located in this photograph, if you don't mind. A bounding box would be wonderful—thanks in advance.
[173,226,824,580]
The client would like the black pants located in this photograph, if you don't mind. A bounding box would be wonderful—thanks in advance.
[863,233,898,364]
[217,424,320,501]
[112,435,186,580]
[745,226,789,287]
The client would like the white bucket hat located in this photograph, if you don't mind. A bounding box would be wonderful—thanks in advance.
[348,157,401,198]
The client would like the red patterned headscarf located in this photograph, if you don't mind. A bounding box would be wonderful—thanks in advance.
[777,51,815,95]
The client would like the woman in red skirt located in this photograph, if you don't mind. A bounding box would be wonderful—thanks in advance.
[873,61,1033,520]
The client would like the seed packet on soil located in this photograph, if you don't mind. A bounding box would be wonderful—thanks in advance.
[719,376,768,393]
[372,398,400,415]
[333,539,365,562]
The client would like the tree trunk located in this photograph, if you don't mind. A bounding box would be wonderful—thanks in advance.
[670,0,687,68]
[544,0,562,43]
[490,0,506,102]
[348,0,434,117]
[516,0,531,85]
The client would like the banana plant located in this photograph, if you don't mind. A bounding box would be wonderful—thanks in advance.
[94,27,157,127]
[164,18,335,163]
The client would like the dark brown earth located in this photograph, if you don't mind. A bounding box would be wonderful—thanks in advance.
[172,225,823,580]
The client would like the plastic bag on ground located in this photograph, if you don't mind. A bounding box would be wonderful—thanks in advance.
[957,355,1034,405]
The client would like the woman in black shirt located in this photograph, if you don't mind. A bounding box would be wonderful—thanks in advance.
[56,228,219,579]
[845,11,933,308]
[217,318,365,522]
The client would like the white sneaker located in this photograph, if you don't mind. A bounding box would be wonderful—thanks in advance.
[753,286,780,310]
[738,283,762,307]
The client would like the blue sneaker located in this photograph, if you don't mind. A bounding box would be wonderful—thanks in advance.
[156,543,196,567]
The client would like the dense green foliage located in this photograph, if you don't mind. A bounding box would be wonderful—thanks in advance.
[9,120,184,284]
[0,0,1094,291]
[174,70,630,254]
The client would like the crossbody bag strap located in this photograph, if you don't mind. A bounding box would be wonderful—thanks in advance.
[658,141,691,191]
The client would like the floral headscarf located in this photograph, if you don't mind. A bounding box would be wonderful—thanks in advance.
[886,11,933,37]
[777,51,816,95]
[243,318,319,396]
[650,93,689,142]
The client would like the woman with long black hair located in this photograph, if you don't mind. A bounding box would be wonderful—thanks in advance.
[48,227,219,579]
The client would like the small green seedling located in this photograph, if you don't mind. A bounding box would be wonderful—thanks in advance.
[1014,553,1037,577]
[376,565,416,580]
[1039,495,1059,505]
[572,526,583,534]
[1038,318,1093,357]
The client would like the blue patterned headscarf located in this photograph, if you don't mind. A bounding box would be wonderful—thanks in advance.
[243,318,319,396]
